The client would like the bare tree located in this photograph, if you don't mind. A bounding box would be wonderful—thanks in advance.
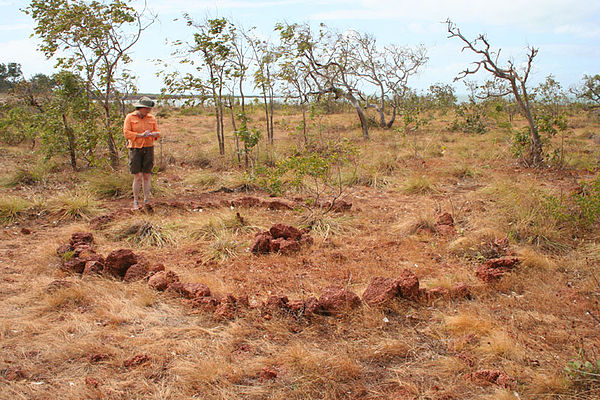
[446,19,543,166]
[348,31,427,129]
[276,22,371,139]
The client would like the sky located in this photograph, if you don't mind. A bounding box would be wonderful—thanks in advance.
[1,0,599,96]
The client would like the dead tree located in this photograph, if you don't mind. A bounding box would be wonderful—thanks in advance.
[446,19,543,166]
[276,22,371,139]
[348,31,427,129]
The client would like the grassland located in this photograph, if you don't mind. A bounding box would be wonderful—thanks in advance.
[0,106,599,399]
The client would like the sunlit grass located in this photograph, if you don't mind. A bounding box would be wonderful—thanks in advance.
[47,191,103,220]
[0,195,31,222]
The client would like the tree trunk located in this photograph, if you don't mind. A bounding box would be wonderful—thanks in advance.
[227,96,241,165]
[345,92,369,139]
[511,80,542,166]
[63,113,77,171]
[262,88,271,144]
[385,105,397,129]
[301,103,307,146]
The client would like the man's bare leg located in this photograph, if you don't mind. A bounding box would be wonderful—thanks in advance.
[142,172,152,204]
[132,173,143,209]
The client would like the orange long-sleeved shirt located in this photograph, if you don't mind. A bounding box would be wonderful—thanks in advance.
[123,111,161,148]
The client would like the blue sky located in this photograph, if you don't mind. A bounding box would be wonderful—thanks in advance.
[1,0,599,95]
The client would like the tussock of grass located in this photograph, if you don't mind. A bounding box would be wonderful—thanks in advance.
[184,170,219,189]
[47,191,103,220]
[444,311,492,336]
[448,228,508,260]
[193,212,258,239]
[119,220,175,247]
[478,330,522,360]
[402,175,436,194]
[191,215,248,260]
[303,212,355,239]
[207,231,243,261]
[44,285,90,310]
[345,167,391,188]
[2,167,45,187]
[85,171,132,198]
[451,163,478,179]
[480,182,568,251]
[0,195,31,222]
[517,247,556,271]
[394,214,437,236]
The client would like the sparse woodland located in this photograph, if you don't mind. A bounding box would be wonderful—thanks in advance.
[1,1,600,399]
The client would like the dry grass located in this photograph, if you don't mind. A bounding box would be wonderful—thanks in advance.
[1,109,600,399]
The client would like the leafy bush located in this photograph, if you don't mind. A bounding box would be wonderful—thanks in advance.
[250,139,358,204]
[546,174,600,230]
[450,103,487,134]
[565,350,600,386]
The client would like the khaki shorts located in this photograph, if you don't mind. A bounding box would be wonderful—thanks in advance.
[129,147,154,174]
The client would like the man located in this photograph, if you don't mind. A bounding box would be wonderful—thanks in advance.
[123,96,160,210]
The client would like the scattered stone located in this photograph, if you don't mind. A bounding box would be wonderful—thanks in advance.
[87,353,109,363]
[451,283,472,299]
[62,257,87,274]
[89,214,114,230]
[265,199,294,210]
[252,224,312,255]
[148,270,179,291]
[425,287,451,302]
[70,232,94,246]
[265,295,289,312]
[46,280,75,293]
[20,227,31,235]
[303,297,322,314]
[251,232,272,254]
[167,282,211,299]
[318,286,361,313]
[436,212,454,226]
[185,296,220,311]
[270,237,301,254]
[148,263,165,277]
[103,249,138,278]
[76,247,104,264]
[323,199,352,212]
[436,224,457,236]
[83,260,104,276]
[56,244,73,258]
[2,367,26,381]
[123,354,150,368]
[468,369,515,388]
[214,301,236,320]
[395,269,420,300]
[362,277,400,306]
[270,224,302,240]
[123,263,149,282]
[475,256,520,282]
[259,366,278,381]
[85,377,100,388]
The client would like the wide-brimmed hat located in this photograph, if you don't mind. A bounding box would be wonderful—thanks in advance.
[133,96,155,108]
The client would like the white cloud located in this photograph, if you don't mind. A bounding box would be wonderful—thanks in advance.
[310,0,600,32]
[0,38,55,78]
[554,24,600,39]
[146,0,334,14]
[0,23,31,31]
